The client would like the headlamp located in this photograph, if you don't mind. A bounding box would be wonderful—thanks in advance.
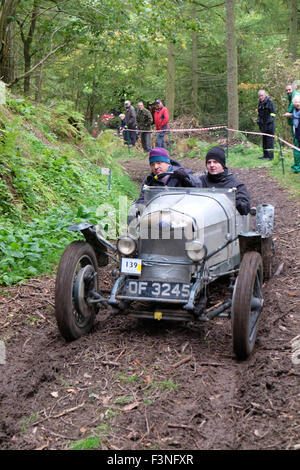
[117,235,137,256]
[185,240,207,262]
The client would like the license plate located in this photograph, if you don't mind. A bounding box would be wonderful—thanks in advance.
[121,258,142,276]
[124,280,191,299]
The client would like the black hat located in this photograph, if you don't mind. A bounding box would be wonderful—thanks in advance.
[205,146,226,168]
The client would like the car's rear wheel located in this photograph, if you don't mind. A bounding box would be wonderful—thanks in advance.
[55,241,98,341]
[231,251,263,360]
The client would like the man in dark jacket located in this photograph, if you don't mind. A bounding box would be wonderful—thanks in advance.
[257,90,276,160]
[136,101,153,152]
[133,147,198,207]
[125,100,137,146]
[197,146,251,216]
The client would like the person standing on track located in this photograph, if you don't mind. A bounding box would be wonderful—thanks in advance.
[136,101,153,152]
[257,90,277,160]
[154,99,169,149]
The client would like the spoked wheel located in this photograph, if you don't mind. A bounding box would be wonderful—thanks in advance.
[55,241,99,341]
[231,251,264,360]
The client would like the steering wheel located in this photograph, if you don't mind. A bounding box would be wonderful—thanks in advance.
[153,171,174,180]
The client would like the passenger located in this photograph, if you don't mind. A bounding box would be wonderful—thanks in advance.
[197,146,251,216]
[133,147,198,206]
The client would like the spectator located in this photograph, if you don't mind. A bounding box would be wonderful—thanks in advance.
[197,146,251,216]
[154,99,169,148]
[136,101,153,152]
[119,113,129,145]
[125,100,137,147]
[285,95,300,174]
[257,90,276,160]
[283,83,299,130]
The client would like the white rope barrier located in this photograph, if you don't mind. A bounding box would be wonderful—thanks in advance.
[121,125,300,152]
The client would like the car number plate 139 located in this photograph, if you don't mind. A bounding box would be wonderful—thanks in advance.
[124,280,191,299]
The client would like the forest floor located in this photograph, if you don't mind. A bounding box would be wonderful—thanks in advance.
[0,156,299,451]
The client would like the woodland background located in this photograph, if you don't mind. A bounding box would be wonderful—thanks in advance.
[1,0,300,140]
[0,1,300,286]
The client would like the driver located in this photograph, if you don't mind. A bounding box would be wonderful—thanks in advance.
[134,147,198,205]
[197,146,251,216]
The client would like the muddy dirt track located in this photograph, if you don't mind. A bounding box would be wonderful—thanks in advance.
[0,156,299,451]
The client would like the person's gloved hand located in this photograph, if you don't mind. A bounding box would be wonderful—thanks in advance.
[173,168,193,186]
[173,168,188,180]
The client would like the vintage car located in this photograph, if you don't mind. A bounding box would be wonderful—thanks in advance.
[55,185,274,360]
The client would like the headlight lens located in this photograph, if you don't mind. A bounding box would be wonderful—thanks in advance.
[185,240,206,262]
[117,235,137,255]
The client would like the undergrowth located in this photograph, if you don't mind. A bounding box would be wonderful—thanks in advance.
[0,95,138,285]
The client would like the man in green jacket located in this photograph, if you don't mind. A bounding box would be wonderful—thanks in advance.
[283,83,298,129]
[284,87,300,173]
[136,101,153,152]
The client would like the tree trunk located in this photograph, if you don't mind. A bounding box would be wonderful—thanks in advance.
[21,0,39,96]
[192,28,198,116]
[289,0,298,60]
[226,0,239,134]
[166,42,175,121]
[0,0,19,83]
[34,62,43,103]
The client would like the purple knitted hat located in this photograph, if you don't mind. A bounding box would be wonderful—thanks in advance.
[149,147,170,164]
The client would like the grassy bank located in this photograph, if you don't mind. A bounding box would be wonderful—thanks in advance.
[0,96,139,285]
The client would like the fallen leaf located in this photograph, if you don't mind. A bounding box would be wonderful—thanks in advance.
[80,427,87,434]
[102,396,110,406]
[67,388,77,395]
[50,391,59,398]
[123,402,139,412]
[144,375,151,384]
[209,394,221,400]
[134,359,141,365]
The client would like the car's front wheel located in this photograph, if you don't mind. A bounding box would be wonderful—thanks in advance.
[231,251,264,360]
[55,241,99,341]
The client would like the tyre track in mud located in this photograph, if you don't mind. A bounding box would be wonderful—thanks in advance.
[0,156,299,450]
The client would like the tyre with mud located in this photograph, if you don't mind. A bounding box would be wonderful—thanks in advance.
[55,241,98,341]
[231,251,263,360]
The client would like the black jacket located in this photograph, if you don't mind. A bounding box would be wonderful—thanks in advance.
[257,96,276,127]
[197,168,251,215]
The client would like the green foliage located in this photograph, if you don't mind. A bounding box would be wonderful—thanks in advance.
[0,96,138,286]
[71,436,101,450]
[70,423,110,450]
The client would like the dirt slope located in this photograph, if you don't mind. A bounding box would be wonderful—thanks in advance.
[0,157,299,450]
